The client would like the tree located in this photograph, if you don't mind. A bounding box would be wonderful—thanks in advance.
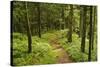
[37,3,41,38]
[61,5,65,30]
[67,5,73,42]
[79,5,83,37]
[25,2,32,53]
[91,6,96,50]
[81,6,87,52]
[88,6,93,61]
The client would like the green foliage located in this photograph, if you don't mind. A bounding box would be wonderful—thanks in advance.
[13,33,27,40]
[42,32,56,41]
[12,1,97,66]
[12,33,56,66]
[12,29,97,65]
[58,31,97,62]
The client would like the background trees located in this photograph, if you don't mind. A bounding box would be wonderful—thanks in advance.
[12,1,97,63]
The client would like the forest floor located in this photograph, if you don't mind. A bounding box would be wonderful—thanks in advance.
[12,30,97,65]
[49,35,72,63]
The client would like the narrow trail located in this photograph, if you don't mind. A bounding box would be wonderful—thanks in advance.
[49,37,72,63]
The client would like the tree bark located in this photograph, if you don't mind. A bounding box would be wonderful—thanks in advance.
[68,5,73,42]
[37,3,41,38]
[81,6,87,53]
[91,6,96,50]
[61,5,65,30]
[88,6,93,61]
[25,2,32,53]
[79,5,83,37]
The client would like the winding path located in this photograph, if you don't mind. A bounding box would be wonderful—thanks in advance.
[49,37,72,63]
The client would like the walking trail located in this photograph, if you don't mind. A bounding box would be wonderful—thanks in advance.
[49,37,72,63]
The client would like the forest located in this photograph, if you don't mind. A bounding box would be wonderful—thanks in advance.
[11,1,97,66]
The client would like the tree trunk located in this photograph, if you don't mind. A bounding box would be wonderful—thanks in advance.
[88,6,93,61]
[91,6,95,50]
[68,5,73,42]
[61,5,65,29]
[37,3,41,38]
[81,6,87,53]
[25,2,32,53]
[46,12,49,31]
[79,5,83,37]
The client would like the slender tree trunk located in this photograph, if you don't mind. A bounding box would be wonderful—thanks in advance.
[68,5,73,42]
[25,2,32,53]
[81,6,87,52]
[37,3,41,38]
[17,17,22,33]
[61,5,65,29]
[88,6,93,61]
[46,12,49,31]
[79,5,83,37]
[91,6,95,50]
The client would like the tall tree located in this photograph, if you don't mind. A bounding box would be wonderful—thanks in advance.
[61,5,65,29]
[81,6,87,52]
[25,2,32,53]
[88,6,93,61]
[67,5,73,42]
[79,5,83,37]
[91,6,96,50]
[37,3,41,38]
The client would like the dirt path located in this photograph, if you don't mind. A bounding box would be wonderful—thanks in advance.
[49,38,72,63]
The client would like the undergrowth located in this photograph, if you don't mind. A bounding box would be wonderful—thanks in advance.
[58,31,97,62]
[12,30,97,65]
[12,33,56,66]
